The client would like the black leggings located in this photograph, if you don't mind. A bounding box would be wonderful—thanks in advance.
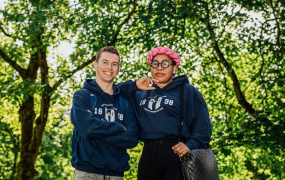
[137,137,184,180]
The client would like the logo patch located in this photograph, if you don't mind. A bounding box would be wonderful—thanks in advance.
[139,95,174,113]
[93,104,123,122]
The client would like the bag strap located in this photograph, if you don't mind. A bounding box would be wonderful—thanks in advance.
[118,95,128,114]
[178,84,184,142]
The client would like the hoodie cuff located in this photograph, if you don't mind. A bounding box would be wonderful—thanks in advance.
[133,80,139,91]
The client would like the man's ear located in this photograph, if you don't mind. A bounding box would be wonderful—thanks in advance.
[117,66,120,75]
[93,61,97,71]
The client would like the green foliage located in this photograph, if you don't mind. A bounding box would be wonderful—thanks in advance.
[125,142,144,180]
[35,108,74,180]
[0,121,19,179]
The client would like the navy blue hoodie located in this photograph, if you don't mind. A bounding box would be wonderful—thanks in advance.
[71,79,139,176]
[118,75,211,150]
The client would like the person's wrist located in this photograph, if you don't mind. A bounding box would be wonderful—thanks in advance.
[134,80,139,90]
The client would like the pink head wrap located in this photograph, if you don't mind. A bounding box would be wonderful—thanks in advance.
[147,47,181,67]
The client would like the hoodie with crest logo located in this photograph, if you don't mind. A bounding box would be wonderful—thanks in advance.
[71,79,139,176]
[118,75,211,150]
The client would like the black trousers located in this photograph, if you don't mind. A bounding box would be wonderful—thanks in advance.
[137,136,184,180]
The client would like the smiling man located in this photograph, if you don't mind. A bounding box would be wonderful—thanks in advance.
[70,46,139,180]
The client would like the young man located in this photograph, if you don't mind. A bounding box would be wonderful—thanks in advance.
[71,46,139,180]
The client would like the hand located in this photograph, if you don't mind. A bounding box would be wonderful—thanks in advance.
[122,125,126,131]
[172,142,190,157]
[136,76,159,90]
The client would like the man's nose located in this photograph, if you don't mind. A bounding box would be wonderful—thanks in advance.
[107,63,112,69]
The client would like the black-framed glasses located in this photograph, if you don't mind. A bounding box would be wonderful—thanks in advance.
[151,60,173,69]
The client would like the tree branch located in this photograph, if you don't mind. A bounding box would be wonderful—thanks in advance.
[257,20,273,76]
[0,49,27,78]
[51,2,138,95]
[269,0,281,46]
[217,0,251,42]
[26,46,40,80]
[257,19,275,94]
[169,20,178,48]
[0,25,12,37]
[50,56,96,93]
[204,3,255,115]
[109,1,137,45]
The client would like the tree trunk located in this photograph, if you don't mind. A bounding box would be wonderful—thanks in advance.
[14,94,51,180]
[14,97,37,180]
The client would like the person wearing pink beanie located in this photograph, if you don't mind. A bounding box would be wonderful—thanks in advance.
[119,46,212,180]
[147,46,181,67]
[146,47,180,88]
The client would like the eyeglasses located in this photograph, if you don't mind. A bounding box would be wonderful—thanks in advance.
[151,60,173,69]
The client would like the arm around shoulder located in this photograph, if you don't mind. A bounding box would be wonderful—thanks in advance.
[117,80,138,98]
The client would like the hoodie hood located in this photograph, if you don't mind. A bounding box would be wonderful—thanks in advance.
[83,79,121,96]
[153,75,189,92]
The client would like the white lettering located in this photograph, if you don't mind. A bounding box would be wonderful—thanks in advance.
[164,99,173,105]
[118,113,124,120]
[140,99,146,106]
